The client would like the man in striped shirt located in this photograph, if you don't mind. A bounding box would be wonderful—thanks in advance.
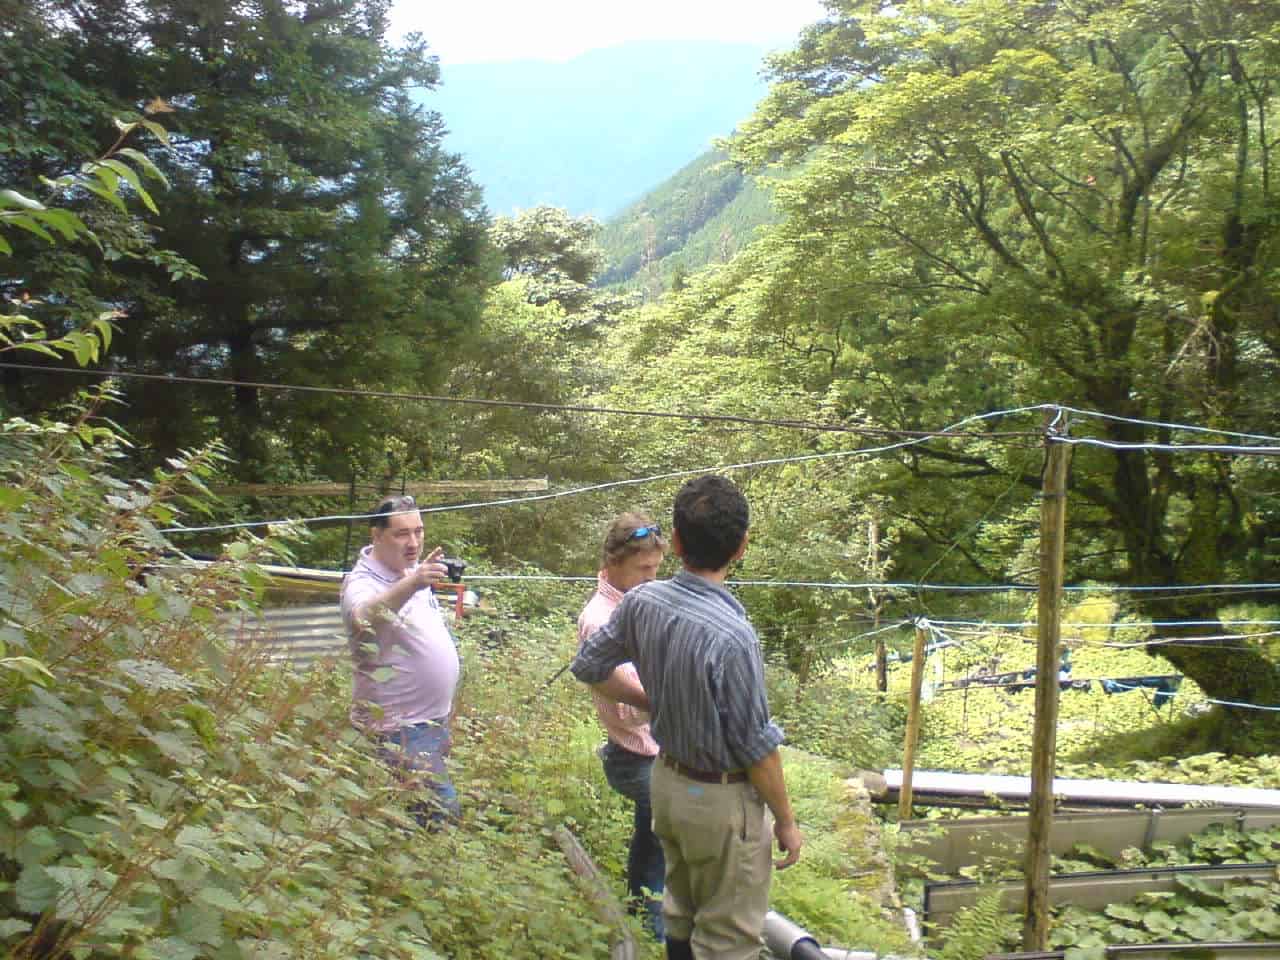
[572,475,803,960]
[577,512,668,939]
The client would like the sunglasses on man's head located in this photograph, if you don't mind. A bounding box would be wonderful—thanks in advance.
[628,524,661,541]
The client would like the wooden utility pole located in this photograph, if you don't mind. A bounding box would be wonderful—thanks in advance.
[898,622,929,820]
[1023,418,1071,951]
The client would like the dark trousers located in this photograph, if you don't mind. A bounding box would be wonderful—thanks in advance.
[601,741,665,940]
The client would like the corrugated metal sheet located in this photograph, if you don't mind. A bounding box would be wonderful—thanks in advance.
[224,604,347,669]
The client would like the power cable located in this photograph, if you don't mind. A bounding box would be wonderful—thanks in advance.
[0,361,1043,440]
[1053,436,1280,455]
[1058,406,1280,444]
[161,405,1047,534]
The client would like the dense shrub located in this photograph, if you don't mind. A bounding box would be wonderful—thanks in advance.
[0,406,616,959]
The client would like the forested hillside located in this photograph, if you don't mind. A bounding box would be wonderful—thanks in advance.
[426,40,771,217]
[595,149,779,296]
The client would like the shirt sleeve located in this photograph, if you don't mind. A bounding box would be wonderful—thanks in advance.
[715,632,785,769]
[571,595,632,684]
[340,572,378,630]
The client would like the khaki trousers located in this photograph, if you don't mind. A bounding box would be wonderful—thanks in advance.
[650,758,772,959]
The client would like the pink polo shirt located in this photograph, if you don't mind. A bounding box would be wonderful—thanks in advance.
[576,571,659,757]
[341,546,460,732]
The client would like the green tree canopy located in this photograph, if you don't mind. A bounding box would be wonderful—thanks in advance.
[719,0,1280,727]
[1,0,495,479]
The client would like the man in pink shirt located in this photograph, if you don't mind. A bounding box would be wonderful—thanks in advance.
[577,512,667,938]
[341,495,461,822]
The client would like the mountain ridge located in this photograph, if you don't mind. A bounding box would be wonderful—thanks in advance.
[419,39,773,217]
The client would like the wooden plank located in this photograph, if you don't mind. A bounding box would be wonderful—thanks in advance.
[211,479,549,497]
[900,808,1280,874]
[926,861,1280,930]
[555,825,638,960]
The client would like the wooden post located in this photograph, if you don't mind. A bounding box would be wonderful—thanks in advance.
[1022,423,1071,950]
[898,622,928,820]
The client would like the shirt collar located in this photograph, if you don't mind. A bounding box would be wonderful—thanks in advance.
[671,568,746,617]
[356,544,411,583]
[596,569,625,604]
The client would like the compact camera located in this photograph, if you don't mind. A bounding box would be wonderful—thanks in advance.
[441,557,467,583]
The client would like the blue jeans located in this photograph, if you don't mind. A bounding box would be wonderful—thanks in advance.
[601,742,665,940]
[378,720,460,824]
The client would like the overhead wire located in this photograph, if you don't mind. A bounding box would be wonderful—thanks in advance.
[1053,436,1280,455]
[159,404,1051,534]
[1057,406,1280,444]
[0,361,1043,440]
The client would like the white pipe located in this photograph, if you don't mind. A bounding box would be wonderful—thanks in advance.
[903,907,923,943]
[881,769,1280,809]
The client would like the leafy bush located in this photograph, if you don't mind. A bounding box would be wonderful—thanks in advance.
[1054,875,1280,960]
[0,407,619,959]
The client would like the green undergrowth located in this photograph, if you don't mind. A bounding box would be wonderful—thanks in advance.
[0,410,618,959]
[898,794,1280,959]
[0,403,916,958]
[764,752,915,955]
[458,601,917,956]
[837,596,1280,788]
[938,872,1280,960]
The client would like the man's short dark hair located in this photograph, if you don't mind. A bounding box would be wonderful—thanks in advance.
[370,495,417,529]
[672,475,748,571]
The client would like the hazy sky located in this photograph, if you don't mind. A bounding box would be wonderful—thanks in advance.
[389,0,830,64]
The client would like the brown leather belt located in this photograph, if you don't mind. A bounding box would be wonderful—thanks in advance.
[661,753,747,784]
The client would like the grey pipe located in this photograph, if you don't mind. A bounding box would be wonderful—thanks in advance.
[763,911,825,960]
[763,911,879,960]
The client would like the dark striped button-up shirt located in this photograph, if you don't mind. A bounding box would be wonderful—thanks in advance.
[571,570,784,773]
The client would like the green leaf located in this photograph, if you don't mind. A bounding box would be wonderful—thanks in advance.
[197,885,242,912]
[92,313,116,351]
[116,147,170,187]
[4,214,55,244]
[136,117,173,147]
[175,901,225,947]
[0,918,32,938]
[139,938,201,960]
[14,864,59,913]
[1064,947,1106,960]
[31,207,86,241]
[0,189,45,211]
[1242,907,1280,936]
[0,656,55,686]
[1141,909,1180,937]
[1103,903,1144,923]
[81,179,127,212]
